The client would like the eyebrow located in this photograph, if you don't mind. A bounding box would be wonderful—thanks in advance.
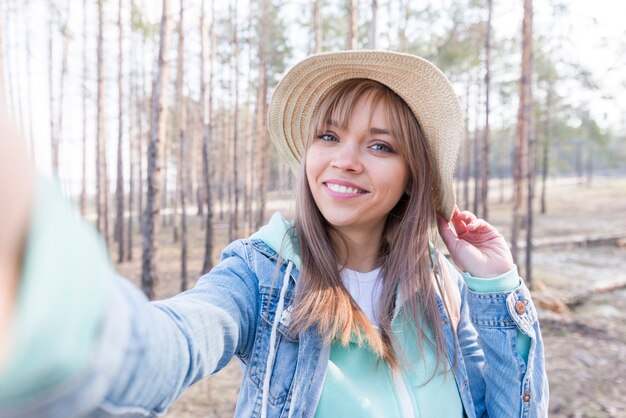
[324,119,391,136]
[370,127,390,135]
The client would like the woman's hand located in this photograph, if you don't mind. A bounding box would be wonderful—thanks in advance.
[437,206,514,278]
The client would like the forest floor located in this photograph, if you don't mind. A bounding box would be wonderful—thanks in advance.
[113,176,626,418]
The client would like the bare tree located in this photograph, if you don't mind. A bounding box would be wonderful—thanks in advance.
[540,81,553,214]
[231,1,240,238]
[368,0,377,49]
[462,76,471,209]
[96,0,110,245]
[142,0,172,299]
[57,2,70,179]
[200,0,214,273]
[24,0,35,161]
[243,0,255,236]
[512,0,533,275]
[49,0,58,177]
[480,0,492,220]
[311,0,322,54]
[347,0,358,49]
[80,0,88,216]
[254,0,269,230]
[175,0,188,290]
[115,0,125,263]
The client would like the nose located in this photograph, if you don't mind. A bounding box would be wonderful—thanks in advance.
[331,142,363,172]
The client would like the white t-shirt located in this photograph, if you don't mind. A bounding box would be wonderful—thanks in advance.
[339,267,382,326]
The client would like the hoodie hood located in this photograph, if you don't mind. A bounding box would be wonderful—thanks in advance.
[250,212,301,271]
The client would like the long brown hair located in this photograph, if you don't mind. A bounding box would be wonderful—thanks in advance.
[289,79,448,372]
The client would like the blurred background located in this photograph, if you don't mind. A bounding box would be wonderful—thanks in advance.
[1,0,625,416]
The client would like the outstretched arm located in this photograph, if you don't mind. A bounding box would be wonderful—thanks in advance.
[0,107,34,372]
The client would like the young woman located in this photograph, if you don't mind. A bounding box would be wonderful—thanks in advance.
[0,51,548,418]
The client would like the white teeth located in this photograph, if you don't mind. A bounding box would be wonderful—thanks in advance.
[326,183,363,194]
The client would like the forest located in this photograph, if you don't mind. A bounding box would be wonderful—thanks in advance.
[1,0,625,416]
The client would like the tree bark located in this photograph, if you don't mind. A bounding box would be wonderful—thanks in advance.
[347,0,358,49]
[462,76,471,209]
[540,79,552,214]
[97,0,109,245]
[200,0,214,273]
[81,0,88,217]
[115,0,125,263]
[254,6,268,230]
[231,1,240,238]
[244,0,254,236]
[512,0,533,270]
[312,0,322,54]
[57,2,70,181]
[176,0,188,290]
[49,1,58,177]
[141,0,172,299]
[368,0,377,49]
[24,0,35,161]
[480,0,492,221]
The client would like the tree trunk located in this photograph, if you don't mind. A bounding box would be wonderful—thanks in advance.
[368,0,377,49]
[57,3,70,181]
[472,78,480,215]
[462,76,470,209]
[81,0,88,216]
[127,30,135,262]
[138,26,148,231]
[525,106,538,287]
[311,0,322,54]
[7,0,25,144]
[231,1,240,238]
[585,144,593,186]
[49,1,58,177]
[141,0,172,299]
[512,0,533,269]
[115,0,125,263]
[200,0,215,273]
[398,0,410,51]
[255,30,268,229]
[347,0,358,49]
[96,0,109,245]
[480,0,492,221]
[540,79,552,214]
[25,0,35,161]
[176,0,188,290]
[244,0,254,236]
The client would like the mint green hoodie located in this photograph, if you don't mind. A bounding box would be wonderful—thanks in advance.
[252,212,527,418]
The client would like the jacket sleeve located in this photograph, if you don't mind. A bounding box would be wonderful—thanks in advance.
[450,261,549,418]
[0,178,259,418]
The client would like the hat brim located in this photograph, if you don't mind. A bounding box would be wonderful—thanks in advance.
[268,50,463,220]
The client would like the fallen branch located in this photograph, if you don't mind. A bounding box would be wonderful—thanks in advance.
[563,277,626,307]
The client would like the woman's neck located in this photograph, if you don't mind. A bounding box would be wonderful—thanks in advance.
[330,227,384,273]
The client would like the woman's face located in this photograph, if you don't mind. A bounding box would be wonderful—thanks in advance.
[305,95,409,239]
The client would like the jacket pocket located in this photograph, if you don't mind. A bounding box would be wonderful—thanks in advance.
[248,286,299,406]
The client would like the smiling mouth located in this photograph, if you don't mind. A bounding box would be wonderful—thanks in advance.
[324,182,368,195]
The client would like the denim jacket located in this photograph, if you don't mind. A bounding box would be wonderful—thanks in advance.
[0,183,548,418]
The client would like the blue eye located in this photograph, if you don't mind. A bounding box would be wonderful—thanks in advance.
[370,142,393,153]
[318,133,338,142]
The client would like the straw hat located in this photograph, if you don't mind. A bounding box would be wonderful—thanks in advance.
[267,50,463,220]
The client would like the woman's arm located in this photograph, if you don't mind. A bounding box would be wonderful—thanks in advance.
[0,108,258,417]
[438,208,549,417]
[0,108,34,373]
